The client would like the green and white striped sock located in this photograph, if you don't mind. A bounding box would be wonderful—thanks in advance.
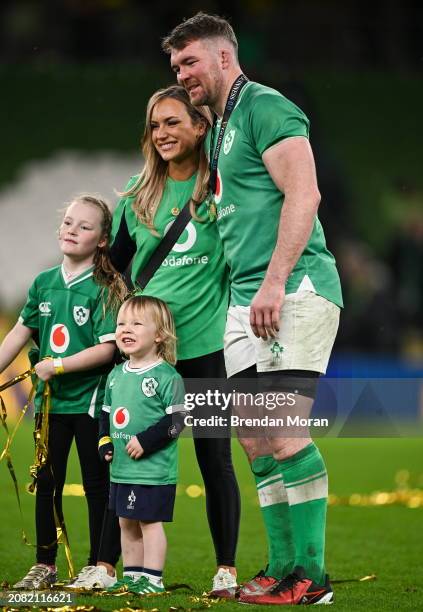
[252,455,295,579]
[278,442,328,585]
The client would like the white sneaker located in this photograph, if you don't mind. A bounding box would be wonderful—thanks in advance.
[210,568,238,599]
[64,565,117,590]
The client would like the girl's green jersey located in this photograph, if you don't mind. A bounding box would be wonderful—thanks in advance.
[19,265,116,415]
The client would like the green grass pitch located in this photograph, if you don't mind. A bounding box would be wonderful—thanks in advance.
[1,419,422,610]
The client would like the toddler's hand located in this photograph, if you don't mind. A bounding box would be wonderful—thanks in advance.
[126,436,144,460]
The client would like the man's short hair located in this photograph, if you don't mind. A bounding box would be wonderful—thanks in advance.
[162,12,238,54]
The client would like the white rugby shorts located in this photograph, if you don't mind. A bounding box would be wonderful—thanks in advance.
[224,291,340,378]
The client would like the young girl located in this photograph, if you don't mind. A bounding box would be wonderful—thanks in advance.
[99,295,185,595]
[0,194,126,589]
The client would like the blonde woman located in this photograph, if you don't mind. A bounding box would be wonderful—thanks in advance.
[69,86,240,597]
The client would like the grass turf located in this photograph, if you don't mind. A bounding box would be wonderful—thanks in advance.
[0,419,422,610]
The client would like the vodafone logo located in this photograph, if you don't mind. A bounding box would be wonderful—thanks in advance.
[164,220,197,253]
[113,407,130,429]
[49,324,70,353]
[214,168,223,204]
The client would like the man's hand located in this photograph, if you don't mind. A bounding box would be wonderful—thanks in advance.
[126,436,144,460]
[250,279,285,340]
[34,359,55,381]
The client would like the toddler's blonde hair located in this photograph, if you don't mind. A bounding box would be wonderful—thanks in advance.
[120,295,177,365]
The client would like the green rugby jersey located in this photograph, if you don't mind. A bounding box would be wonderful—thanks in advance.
[103,360,185,485]
[112,173,229,360]
[208,81,343,308]
[19,264,116,415]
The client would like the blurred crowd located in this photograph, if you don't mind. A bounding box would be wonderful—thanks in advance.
[332,183,423,359]
[0,1,422,71]
[0,1,421,360]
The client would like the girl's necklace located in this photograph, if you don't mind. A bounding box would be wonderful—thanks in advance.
[63,264,92,280]
[63,267,77,280]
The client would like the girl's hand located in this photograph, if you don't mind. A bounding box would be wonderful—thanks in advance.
[34,360,55,381]
[98,440,114,462]
[126,436,144,460]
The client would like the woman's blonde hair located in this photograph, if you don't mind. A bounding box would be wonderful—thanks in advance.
[119,295,177,365]
[120,85,212,233]
[64,194,128,313]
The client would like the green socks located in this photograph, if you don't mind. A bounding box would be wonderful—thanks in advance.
[251,455,295,579]
[252,444,328,585]
[279,443,328,585]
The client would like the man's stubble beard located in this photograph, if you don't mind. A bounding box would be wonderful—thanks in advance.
[190,70,223,110]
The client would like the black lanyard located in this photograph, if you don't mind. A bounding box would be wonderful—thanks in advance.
[208,73,248,195]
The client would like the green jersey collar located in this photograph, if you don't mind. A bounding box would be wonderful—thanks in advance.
[61,264,95,288]
[123,359,164,375]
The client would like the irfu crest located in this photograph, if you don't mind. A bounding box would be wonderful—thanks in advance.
[142,377,158,397]
[73,306,89,326]
[223,129,236,155]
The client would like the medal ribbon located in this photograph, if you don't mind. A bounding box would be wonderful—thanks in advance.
[208,73,249,195]
[0,369,35,464]
[0,369,74,578]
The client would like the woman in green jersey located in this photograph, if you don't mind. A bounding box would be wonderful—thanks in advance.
[104,85,240,596]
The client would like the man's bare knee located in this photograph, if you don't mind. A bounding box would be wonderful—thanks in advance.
[238,436,273,463]
[270,436,312,461]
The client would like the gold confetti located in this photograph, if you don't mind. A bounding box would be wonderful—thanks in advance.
[328,488,423,508]
[36,479,423,507]
[359,575,377,582]
[1,373,75,578]
[186,485,204,498]
[63,484,85,496]
[332,574,377,584]
[46,607,98,612]
[395,469,410,487]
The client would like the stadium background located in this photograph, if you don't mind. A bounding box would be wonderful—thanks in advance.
[0,1,422,609]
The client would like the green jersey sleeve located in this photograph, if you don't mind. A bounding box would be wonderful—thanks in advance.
[111,175,139,241]
[91,291,116,344]
[159,372,186,415]
[102,370,114,412]
[19,277,40,330]
[111,196,127,242]
[248,91,310,156]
